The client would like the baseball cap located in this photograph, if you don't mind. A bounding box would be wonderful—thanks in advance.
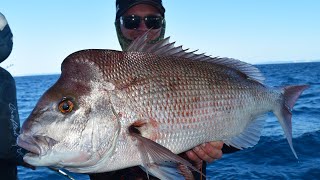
[116,0,165,19]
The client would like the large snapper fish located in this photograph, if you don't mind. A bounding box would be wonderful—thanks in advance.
[17,33,308,179]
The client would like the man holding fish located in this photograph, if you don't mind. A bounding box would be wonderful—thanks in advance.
[90,0,227,179]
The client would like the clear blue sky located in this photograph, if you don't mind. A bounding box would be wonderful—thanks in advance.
[1,0,319,76]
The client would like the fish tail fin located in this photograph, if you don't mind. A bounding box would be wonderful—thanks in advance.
[273,85,309,159]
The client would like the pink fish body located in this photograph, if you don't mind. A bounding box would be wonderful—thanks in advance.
[17,33,308,179]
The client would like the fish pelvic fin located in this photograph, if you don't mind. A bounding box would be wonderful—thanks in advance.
[129,127,204,179]
[139,163,195,180]
[274,85,309,159]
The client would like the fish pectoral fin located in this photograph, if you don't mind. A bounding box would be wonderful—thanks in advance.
[130,132,203,179]
[224,115,266,150]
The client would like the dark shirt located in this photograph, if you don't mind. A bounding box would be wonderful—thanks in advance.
[0,68,24,180]
[0,160,17,180]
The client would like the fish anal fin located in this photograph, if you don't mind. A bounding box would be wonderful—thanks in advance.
[224,116,266,150]
[130,132,204,179]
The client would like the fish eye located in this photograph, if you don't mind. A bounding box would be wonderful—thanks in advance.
[58,97,74,114]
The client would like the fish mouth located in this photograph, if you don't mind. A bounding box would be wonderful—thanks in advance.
[17,134,58,156]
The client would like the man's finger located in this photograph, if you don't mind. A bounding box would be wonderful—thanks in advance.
[186,150,201,163]
[192,146,214,162]
[208,141,224,149]
[200,143,223,161]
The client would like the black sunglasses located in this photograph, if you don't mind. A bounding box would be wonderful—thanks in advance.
[120,15,163,30]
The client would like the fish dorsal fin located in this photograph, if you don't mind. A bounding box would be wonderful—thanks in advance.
[126,31,265,83]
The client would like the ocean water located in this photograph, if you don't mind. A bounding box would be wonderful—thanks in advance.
[14,62,320,180]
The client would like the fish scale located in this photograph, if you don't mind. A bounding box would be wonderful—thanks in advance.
[110,53,264,153]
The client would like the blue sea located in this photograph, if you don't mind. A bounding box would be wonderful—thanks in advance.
[15,62,320,180]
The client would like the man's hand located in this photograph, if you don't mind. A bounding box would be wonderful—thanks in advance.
[186,141,224,163]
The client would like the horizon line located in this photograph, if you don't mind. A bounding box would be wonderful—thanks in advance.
[12,60,320,78]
